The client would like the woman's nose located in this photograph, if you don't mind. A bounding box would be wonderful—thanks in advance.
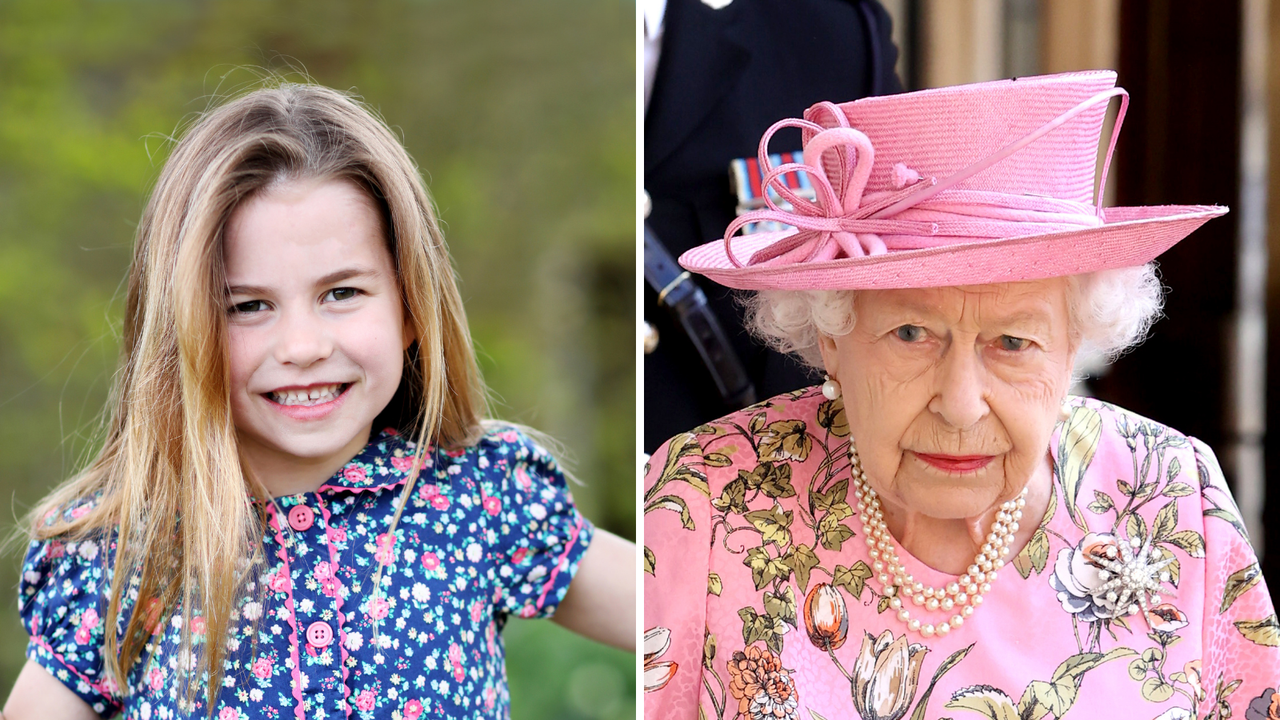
[273,310,333,368]
[927,346,990,429]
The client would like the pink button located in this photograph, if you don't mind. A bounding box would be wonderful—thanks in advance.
[288,505,314,531]
[306,621,333,648]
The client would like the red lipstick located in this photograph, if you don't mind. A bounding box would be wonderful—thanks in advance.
[913,453,995,473]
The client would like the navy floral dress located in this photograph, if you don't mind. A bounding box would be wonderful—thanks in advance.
[19,427,594,719]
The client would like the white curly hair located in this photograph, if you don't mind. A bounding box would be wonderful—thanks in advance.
[744,264,1165,373]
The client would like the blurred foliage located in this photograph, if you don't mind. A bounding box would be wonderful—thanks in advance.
[0,0,635,716]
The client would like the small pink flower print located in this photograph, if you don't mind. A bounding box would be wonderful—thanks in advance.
[449,643,462,664]
[376,533,395,549]
[375,547,394,566]
[453,663,465,682]
[190,616,206,635]
[520,605,538,619]
[422,552,440,571]
[368,597,390,620]
[417,483,439,499]
[511,547,528,564]
[101,677,118,694]
[252,658,272,679]
[219,708,240,720]
[392,456,415,473]
[268,569,290,593]
[484,687,496,710]
[403,699,424,720]
[355,690,376,712]
[81,608,100,630]
[343,466,368,484]
[482,496,502,516]
[515,466,532,490]
[499,430,519,442]
[430,495,450,511]
[321,578,340,597]
[471,601,484,623]
[314,561,334,581]
[48,542,65,559]
[70,505,91,519]
[148,668,164,691]
[444,448,465,458]
[74,626,91,645]
[327,526,347,543]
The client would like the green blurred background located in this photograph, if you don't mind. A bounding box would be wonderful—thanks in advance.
[0,1,636,718]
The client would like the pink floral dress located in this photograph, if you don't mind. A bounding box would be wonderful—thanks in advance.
[644,387,1280,720]
[20,427,593,719]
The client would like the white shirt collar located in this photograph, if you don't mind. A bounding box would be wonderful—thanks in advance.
[643,0,667,41]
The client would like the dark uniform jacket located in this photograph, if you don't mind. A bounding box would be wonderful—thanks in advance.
[644,0,903,452]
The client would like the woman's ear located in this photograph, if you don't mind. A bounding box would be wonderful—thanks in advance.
[817,333,840,379]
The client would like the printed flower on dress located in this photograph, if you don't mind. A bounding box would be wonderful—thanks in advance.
[1049,532,1123,622]
[643,627,677,693]
[1145,603,1188,633]
[802,583,848,651]
[726,645,798,720]
[354,689,376,712]
[850,630,928,720]
[1245,687,1280,720]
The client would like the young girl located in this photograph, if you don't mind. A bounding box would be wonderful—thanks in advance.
[3,83,635,719]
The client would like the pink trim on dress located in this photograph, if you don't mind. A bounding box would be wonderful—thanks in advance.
[316,494,353,718]
[533,516,586,611]
[266,502,307,719]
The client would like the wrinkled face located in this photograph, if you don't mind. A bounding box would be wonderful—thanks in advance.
[819,280,1077,521]
[223,178,411,485]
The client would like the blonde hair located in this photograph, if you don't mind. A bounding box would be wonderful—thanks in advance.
[27,82,486,707]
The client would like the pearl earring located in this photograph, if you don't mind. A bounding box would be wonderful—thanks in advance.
[822,375,842,400]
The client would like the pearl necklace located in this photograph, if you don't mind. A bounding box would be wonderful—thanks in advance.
[851,440,1026,638]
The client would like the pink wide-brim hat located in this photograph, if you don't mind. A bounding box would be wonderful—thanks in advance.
[679,70,1227,290]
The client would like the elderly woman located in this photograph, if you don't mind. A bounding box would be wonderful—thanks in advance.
[643,71,1280,720]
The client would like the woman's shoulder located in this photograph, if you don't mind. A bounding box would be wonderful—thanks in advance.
[646,385,840,513]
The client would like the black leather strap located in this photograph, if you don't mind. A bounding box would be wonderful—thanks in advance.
[644,222,756,408]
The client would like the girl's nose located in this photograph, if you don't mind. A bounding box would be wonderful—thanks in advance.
[273,310,334,368]
[927,345,990,430]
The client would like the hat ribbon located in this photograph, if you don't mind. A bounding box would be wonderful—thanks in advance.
[724,88,1129,269]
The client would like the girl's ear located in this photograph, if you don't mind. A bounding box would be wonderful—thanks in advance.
[402,314,417,351]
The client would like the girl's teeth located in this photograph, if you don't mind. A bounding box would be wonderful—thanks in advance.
[272,384,342,406]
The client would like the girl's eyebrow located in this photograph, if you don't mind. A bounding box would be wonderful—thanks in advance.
[225,267,379,296]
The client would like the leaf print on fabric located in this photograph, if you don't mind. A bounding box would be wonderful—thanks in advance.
[908,644,973,720]
[756,420,812,463]
[1221,563,1263,613]
[815,398,849,437]
[944,685,1020,720]
[1234,615,1280,647]
[849,630,928,720]
[1058,405,1102,532]
[726,645,799,720]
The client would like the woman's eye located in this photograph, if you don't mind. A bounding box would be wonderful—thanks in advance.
[999,335,1030,351]
[894,325,925,342]
[324,288,359,302]
[230,300,266,315]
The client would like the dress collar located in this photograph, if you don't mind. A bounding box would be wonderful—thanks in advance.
[317,428,425,493]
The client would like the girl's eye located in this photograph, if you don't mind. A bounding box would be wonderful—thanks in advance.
[999,335,1030,352]
[230,300,266,315]
[324,288,359,302]
[894,325,925,342]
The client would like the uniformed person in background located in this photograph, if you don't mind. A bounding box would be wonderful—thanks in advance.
[643,0,903,452]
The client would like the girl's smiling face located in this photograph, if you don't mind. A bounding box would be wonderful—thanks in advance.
[223,178,412,495]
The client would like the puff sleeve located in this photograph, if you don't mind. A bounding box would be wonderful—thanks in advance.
[643,433,713,720]
[18,531,124,717]
[488,429,594,620]
[1191,438,1280,713]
